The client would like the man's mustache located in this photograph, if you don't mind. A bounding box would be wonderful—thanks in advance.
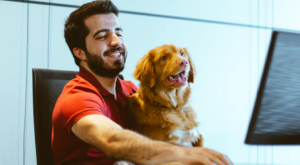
[104,47,124,56]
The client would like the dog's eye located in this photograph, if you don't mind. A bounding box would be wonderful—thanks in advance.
[162,55,168,60]
[180,53,184,56]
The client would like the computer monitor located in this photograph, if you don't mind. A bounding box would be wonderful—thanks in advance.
[245,31,300,145]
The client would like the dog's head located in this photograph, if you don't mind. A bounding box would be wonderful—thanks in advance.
[134,44,195,88]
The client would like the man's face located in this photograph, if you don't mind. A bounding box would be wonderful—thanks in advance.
[84,13,127,78]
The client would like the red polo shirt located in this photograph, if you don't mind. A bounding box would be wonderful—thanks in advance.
[52,67,138,165]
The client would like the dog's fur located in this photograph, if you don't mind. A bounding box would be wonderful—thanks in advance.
[126,44,203,148]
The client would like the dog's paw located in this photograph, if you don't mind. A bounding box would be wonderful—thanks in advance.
[192,134,204,147]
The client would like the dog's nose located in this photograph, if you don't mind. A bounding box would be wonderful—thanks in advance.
[179,59,189,67]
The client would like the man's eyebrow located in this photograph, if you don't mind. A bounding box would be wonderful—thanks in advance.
[116,27,123,32]
[93,29,109,38]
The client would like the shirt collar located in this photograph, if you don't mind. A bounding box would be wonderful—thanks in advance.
[77,67,127,97]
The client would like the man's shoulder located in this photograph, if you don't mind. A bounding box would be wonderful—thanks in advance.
[120,79,138,93]
[66,75,99,93]
[58,75,103,104]
[53,75,105,118]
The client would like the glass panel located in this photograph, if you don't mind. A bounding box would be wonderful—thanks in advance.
[274,0,300,30]
[48,6,78,70]
[273,146,300,165]
[0,1,28,165]
[48,0,252,25]
[23,3,51,165]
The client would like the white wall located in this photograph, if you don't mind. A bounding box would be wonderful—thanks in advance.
[0,0,300,165]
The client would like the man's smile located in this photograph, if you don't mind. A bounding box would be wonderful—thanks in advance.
[107,52,120,57]
[104,50,125,61]
[105,51,122,57]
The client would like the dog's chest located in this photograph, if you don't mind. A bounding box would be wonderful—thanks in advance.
[169,127,200,147]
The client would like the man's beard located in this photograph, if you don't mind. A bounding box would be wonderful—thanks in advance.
[85,47,126,78]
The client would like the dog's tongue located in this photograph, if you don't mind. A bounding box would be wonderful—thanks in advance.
[166,72,187,86]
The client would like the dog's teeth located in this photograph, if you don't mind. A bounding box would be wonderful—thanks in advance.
[169,76,174,80]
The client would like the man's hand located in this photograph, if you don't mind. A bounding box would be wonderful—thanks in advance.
[175,147,233,165]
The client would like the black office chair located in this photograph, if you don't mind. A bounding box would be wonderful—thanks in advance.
[32,68,77,165]
[32,68,124,165]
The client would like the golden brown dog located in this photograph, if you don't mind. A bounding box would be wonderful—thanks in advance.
[126,44,203,148]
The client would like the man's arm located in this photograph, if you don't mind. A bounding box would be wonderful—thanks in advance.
[72,115,232,165]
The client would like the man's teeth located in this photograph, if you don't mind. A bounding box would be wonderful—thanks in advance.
[107,52,120,57]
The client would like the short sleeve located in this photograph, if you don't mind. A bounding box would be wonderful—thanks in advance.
[59,87,106,134]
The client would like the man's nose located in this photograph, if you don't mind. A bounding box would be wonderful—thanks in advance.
[109,34,122,47]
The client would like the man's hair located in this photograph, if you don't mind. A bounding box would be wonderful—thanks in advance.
[64,0,119,66]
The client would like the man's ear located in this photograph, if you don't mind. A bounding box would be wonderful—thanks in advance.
[134,50,156,88]
[73,47,87,61]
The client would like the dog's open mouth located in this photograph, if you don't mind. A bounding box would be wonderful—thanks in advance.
[165,70,187,86]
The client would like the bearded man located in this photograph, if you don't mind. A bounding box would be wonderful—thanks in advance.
[52,1,233,165]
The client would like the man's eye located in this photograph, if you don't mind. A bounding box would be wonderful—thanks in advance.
[162,55,168,60]
[117,34,123,37]
[96,36,106,39]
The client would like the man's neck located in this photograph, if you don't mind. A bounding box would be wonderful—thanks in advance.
[81,64,118,98]
[95,75,118,97]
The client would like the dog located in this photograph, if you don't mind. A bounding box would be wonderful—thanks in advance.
[126,44,203,148]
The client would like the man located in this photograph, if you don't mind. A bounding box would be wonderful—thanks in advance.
[52,0,233,165]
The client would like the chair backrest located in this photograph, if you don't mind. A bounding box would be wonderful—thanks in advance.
[32,68,77,165]
[32,68,124,165]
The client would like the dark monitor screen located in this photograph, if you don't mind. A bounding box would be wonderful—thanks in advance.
[245,31,300,144]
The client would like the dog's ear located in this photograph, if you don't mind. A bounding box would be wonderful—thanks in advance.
[134,50,156,87]
[184,48,195,83]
